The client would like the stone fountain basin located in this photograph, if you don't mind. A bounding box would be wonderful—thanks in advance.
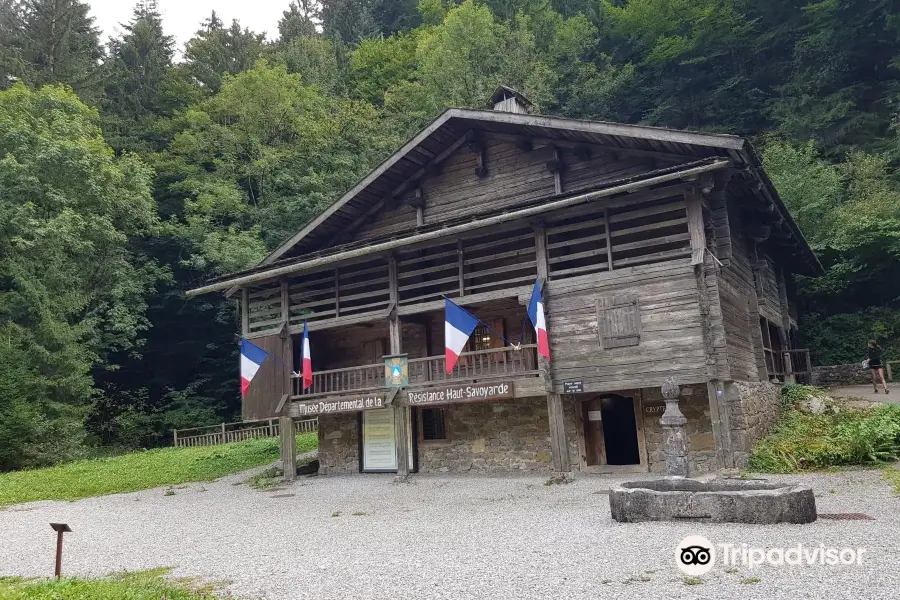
[609,478,817,524]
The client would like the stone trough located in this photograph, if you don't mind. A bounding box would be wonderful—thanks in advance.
[609,478,817,524]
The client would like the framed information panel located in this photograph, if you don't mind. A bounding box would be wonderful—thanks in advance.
[361,408,413,472]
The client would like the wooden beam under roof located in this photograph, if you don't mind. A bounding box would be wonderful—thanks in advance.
[488,132,692,163]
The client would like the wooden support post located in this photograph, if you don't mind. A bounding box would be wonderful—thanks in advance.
[173,429,178,447]
[706,380,734,469]
[546,392,570,472]
[776,268,794,382]
[334,268,340,317]
[280,280,290,326]
[686,189,706,266]
[533,223,548,280]
[221,422,226,444]
[457,240,465,296]
[602,208,614,272]
[241,288,250,335]
[279,413,296,482]
[549,147,563,195]
[387,254,410,480]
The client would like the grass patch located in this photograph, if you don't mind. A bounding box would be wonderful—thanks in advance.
[682,577,703,585]
[0,433,317,507]
[544,473,573,486]
[748,386,900,472]
[248,467,282,490]
[883,467,900,493]
[741,577,761,584]
[0,568,222,599]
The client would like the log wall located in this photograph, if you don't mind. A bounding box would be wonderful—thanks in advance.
[242,332,292,420]
[355,135,668,240]
[546,259,707,393]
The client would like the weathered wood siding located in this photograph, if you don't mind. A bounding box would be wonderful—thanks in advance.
[242,333,292,420]
[355,135,670,240]
[756,256,783,326]
[716,204,766,381]
[546,259,707,393]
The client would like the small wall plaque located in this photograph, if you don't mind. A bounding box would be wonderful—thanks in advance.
[384,354,408,387]
[563,380,584,393]
[587,410,603,421]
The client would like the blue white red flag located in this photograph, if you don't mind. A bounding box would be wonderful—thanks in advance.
[240,339,269,396]
[444,298,479,373]
[301,321,313,390]
[527,280,551,360]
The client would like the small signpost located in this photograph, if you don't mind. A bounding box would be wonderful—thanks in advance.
[49,523,72,578]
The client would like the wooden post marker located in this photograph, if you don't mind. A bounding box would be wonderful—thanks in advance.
[49,523,72,578]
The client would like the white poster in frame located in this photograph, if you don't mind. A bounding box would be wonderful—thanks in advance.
[361,408,413,472]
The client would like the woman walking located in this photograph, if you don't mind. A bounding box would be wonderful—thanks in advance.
[867,340,889,394]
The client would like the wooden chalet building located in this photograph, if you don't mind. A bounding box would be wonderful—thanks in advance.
[187,88,821,478]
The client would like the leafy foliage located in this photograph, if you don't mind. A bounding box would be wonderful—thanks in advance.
[749,392,900,472]
[0,84,161,468]
[1,0,899,469]
[0,0,104,101]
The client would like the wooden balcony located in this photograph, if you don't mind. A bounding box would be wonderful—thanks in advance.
[291,344,541,400]
[767,348,812,384]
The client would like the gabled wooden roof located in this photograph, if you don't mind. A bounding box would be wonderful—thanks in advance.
[202,108,820,297]
[260,108,751,266]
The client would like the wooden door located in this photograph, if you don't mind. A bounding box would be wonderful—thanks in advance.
[581,398,606,466]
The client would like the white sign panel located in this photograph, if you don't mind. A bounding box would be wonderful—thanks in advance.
[587,410,603,422]
[361,409,413,472]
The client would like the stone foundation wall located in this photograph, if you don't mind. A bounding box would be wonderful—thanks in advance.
[563,386,716,475]
[726,380,781,468]
[811,364,873,387]
[642,385,717,475]
[417,397,553,473]
[317,412,359,475]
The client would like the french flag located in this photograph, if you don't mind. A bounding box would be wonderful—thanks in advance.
[445,298,479,373]
[240,339,268,396]
[527,280,551,360]
[301,321,313,390]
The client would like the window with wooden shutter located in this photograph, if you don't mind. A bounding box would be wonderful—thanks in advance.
[597,294,641,349]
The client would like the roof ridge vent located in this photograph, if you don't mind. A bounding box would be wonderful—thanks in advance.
[488,85,532,114]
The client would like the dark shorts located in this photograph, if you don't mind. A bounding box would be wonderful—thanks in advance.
[870,363,883,370]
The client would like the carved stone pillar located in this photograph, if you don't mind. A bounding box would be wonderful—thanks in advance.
[660,377,689,477]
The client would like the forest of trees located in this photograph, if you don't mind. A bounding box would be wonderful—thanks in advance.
[1,0,898,470]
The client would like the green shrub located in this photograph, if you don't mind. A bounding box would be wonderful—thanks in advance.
[779,384,826,411]
[749,404,900,472]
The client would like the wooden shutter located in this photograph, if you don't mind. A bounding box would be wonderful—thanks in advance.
[597,294,641,349]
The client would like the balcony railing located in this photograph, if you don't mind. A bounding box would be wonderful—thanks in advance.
[293,362,384,397]
[291,344,540,399]
[767,348,812,384]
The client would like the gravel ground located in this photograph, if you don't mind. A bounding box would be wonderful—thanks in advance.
[1,468,898,600]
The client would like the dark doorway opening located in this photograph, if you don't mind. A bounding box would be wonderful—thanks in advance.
[600,395,640,465]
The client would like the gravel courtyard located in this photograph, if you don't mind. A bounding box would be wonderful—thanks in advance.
[1,468,898,600]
